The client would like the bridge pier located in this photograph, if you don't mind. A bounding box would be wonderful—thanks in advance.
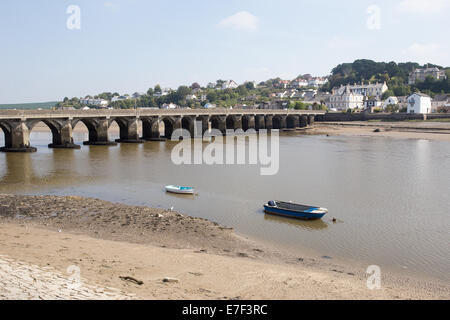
[181,116,197,138]
[197,116,210,136]
[47,120,80,149]
[300,115,308,128]
[286,115,300,129]
[210,116,227,135]
[242,115,255,131]
[265,115,273,130]
[0,121,37,153]
[272,115,287,130]
[83,119,118,146]
[308,115,315,126]
[114,117,144,143]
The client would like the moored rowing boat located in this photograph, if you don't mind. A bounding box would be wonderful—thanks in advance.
[264,201,328,220]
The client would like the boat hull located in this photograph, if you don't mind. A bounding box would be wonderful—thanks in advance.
[165,186,195,194]
[264,206,326,220]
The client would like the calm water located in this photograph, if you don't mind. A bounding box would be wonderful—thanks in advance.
[1,129,449,282]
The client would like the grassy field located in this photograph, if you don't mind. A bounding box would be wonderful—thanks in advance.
[0,101,58,110]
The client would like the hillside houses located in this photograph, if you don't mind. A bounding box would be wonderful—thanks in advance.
[221,80,238,90]
[80,98,109,108]
[408,66,447,85]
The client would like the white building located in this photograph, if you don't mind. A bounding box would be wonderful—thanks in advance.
[308,77,328,88]
[160,103,178,109]
[382,96,408,110]
[326,85,365,110]
[290,79,309,88]
[382,96,399,109]
[80,98,109,108]
[407,93,432,114]
[222,80,238,90]
[203,103,216,109]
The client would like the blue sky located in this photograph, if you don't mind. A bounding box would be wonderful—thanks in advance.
[1,0,449,103]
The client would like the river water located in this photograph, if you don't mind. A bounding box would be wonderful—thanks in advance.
[1,128,449,282]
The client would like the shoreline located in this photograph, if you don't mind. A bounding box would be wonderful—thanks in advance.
[1,194,448,300]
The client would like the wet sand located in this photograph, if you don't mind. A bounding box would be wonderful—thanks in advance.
[0,194,448,300]
[312,122,450,141]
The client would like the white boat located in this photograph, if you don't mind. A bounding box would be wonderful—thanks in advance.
[165,185,195,194]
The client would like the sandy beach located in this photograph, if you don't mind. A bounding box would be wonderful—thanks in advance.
[0,194,448,300]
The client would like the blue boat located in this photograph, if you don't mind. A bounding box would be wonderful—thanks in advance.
[264,201,328,220]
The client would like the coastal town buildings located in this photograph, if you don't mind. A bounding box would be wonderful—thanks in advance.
[431,94,450,113]
[290,79,309,88]
[341,82,388,99]
[408,67,447,85]
[326,82,388,111]
[326,85,365,110]
[80,98,109,108]
[407,93,432,114]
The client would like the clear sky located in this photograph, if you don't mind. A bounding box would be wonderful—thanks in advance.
[1,0,449,103]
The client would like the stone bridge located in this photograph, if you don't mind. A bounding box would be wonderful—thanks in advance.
[0,109,325,152]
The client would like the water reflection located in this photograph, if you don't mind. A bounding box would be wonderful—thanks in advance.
[263,213,329,231]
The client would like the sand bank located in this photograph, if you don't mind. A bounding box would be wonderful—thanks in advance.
[312,122,450,141]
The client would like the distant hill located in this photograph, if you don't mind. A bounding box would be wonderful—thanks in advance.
[0,101,58,110]
[323,59,450,97]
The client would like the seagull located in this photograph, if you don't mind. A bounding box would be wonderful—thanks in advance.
[170,206,174,212]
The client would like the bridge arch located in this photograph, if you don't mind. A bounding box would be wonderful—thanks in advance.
[272,115,283,130]
[226,115,237,130]
[0,122,12,149]
[242,115,250,131]
[25,119,80,149]
[210,115,222,131]
[286,115,299,129]
[109,118,128,141]
[161,116,175,139]
[72,118,99,143]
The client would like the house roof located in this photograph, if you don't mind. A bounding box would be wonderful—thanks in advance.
[410,92,431,98]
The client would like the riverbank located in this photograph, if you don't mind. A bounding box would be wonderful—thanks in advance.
[312,121,450,141]
[0,194,448,300]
